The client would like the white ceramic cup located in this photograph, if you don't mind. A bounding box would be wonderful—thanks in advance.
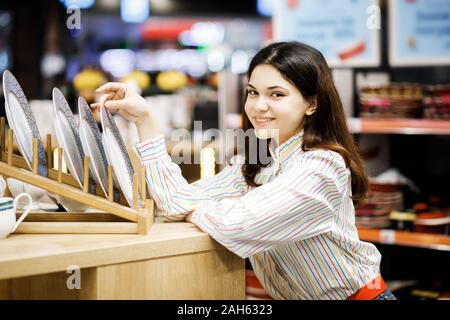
[0,176,6,197]
[0,193,32,239]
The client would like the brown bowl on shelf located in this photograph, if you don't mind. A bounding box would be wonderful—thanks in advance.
[414,212,450,235]
[369,183,403,193]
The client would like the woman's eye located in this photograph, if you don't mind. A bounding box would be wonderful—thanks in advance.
[247,90,257,95]
[271,92,285,98]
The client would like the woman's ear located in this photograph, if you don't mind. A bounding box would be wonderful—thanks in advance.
[305,99,317,116]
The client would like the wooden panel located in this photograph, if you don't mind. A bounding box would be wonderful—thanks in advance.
[0,223,222,280]
[96,249,245,300]
[0,268,98,300]
[14,222,138,234]
[0,280,10,299]
[0,249,245,300]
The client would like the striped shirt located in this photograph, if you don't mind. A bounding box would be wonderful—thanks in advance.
[135,130,382,300]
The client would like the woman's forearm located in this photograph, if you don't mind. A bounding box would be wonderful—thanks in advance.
[135,113,162,142]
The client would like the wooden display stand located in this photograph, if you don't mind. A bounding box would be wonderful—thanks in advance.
[0,117,154,235]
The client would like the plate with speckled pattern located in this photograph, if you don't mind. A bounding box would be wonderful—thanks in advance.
[100,106,139,207]
[78,97,110,197]
[2,70,48,177]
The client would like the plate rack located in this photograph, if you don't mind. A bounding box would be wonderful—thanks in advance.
[0,117,154,235]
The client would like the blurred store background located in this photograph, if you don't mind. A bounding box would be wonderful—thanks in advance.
[0,0,449,300]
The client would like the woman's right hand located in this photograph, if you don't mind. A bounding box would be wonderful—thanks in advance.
[91,82,162,141]
[91,82,152,125]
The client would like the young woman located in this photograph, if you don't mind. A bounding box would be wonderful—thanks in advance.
[92,41,396,300]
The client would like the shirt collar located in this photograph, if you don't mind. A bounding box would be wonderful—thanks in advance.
[269,129,304,165]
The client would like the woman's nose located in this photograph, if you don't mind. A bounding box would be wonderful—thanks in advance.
[254,97,269,111]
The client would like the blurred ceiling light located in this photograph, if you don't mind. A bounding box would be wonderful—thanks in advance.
[180,22,225,47]
[100,49,135,78]
[257,0,274,17]
[41,53,66,78]
[179,49,199,72]
[169,50,187,70]
[231,50,249,74]
[60,0,96,9]
[179,30,194,47]
[155,49,176,71]
[207,50,225,73]
[120,0,149,23]
[182,50,207,77]
[192,22,225,46]
[136,50,156,72]
[188,58,208,78]
[136,48,208,77]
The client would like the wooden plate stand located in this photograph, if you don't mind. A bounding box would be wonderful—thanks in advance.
[0,117,154,235]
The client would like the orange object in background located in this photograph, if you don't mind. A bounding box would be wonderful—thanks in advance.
[140,19,197,41]
[246,269,272,300]
[413,202,429,213]
[338,41,366,60]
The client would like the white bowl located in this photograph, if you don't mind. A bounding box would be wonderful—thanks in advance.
[54,194,91,212]
[7,178,47,209]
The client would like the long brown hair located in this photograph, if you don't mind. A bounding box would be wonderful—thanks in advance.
[241,41,369,205]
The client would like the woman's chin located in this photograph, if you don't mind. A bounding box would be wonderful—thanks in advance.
[254,128,280,140]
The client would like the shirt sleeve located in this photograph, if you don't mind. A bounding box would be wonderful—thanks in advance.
[134,134,248,221]
[191,150,350,258]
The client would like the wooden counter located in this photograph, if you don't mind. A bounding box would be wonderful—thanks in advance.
[0,222,245,300]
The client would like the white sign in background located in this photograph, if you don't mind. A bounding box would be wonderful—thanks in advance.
[389,0,450,66]
[273,0,381,68]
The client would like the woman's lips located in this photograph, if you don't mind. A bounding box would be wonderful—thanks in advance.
[254,117,275,127]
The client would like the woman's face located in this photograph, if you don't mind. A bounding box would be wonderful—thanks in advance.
[244,64,315,146]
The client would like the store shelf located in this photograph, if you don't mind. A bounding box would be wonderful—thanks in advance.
[348,118,450,135]
[358,228,450,251]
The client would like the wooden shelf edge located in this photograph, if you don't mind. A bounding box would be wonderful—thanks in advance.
[348,118,450,135]
[357,228,450,251]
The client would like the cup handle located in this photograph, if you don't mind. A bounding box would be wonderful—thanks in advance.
[0,175,6,196]
[12,192,33,233]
